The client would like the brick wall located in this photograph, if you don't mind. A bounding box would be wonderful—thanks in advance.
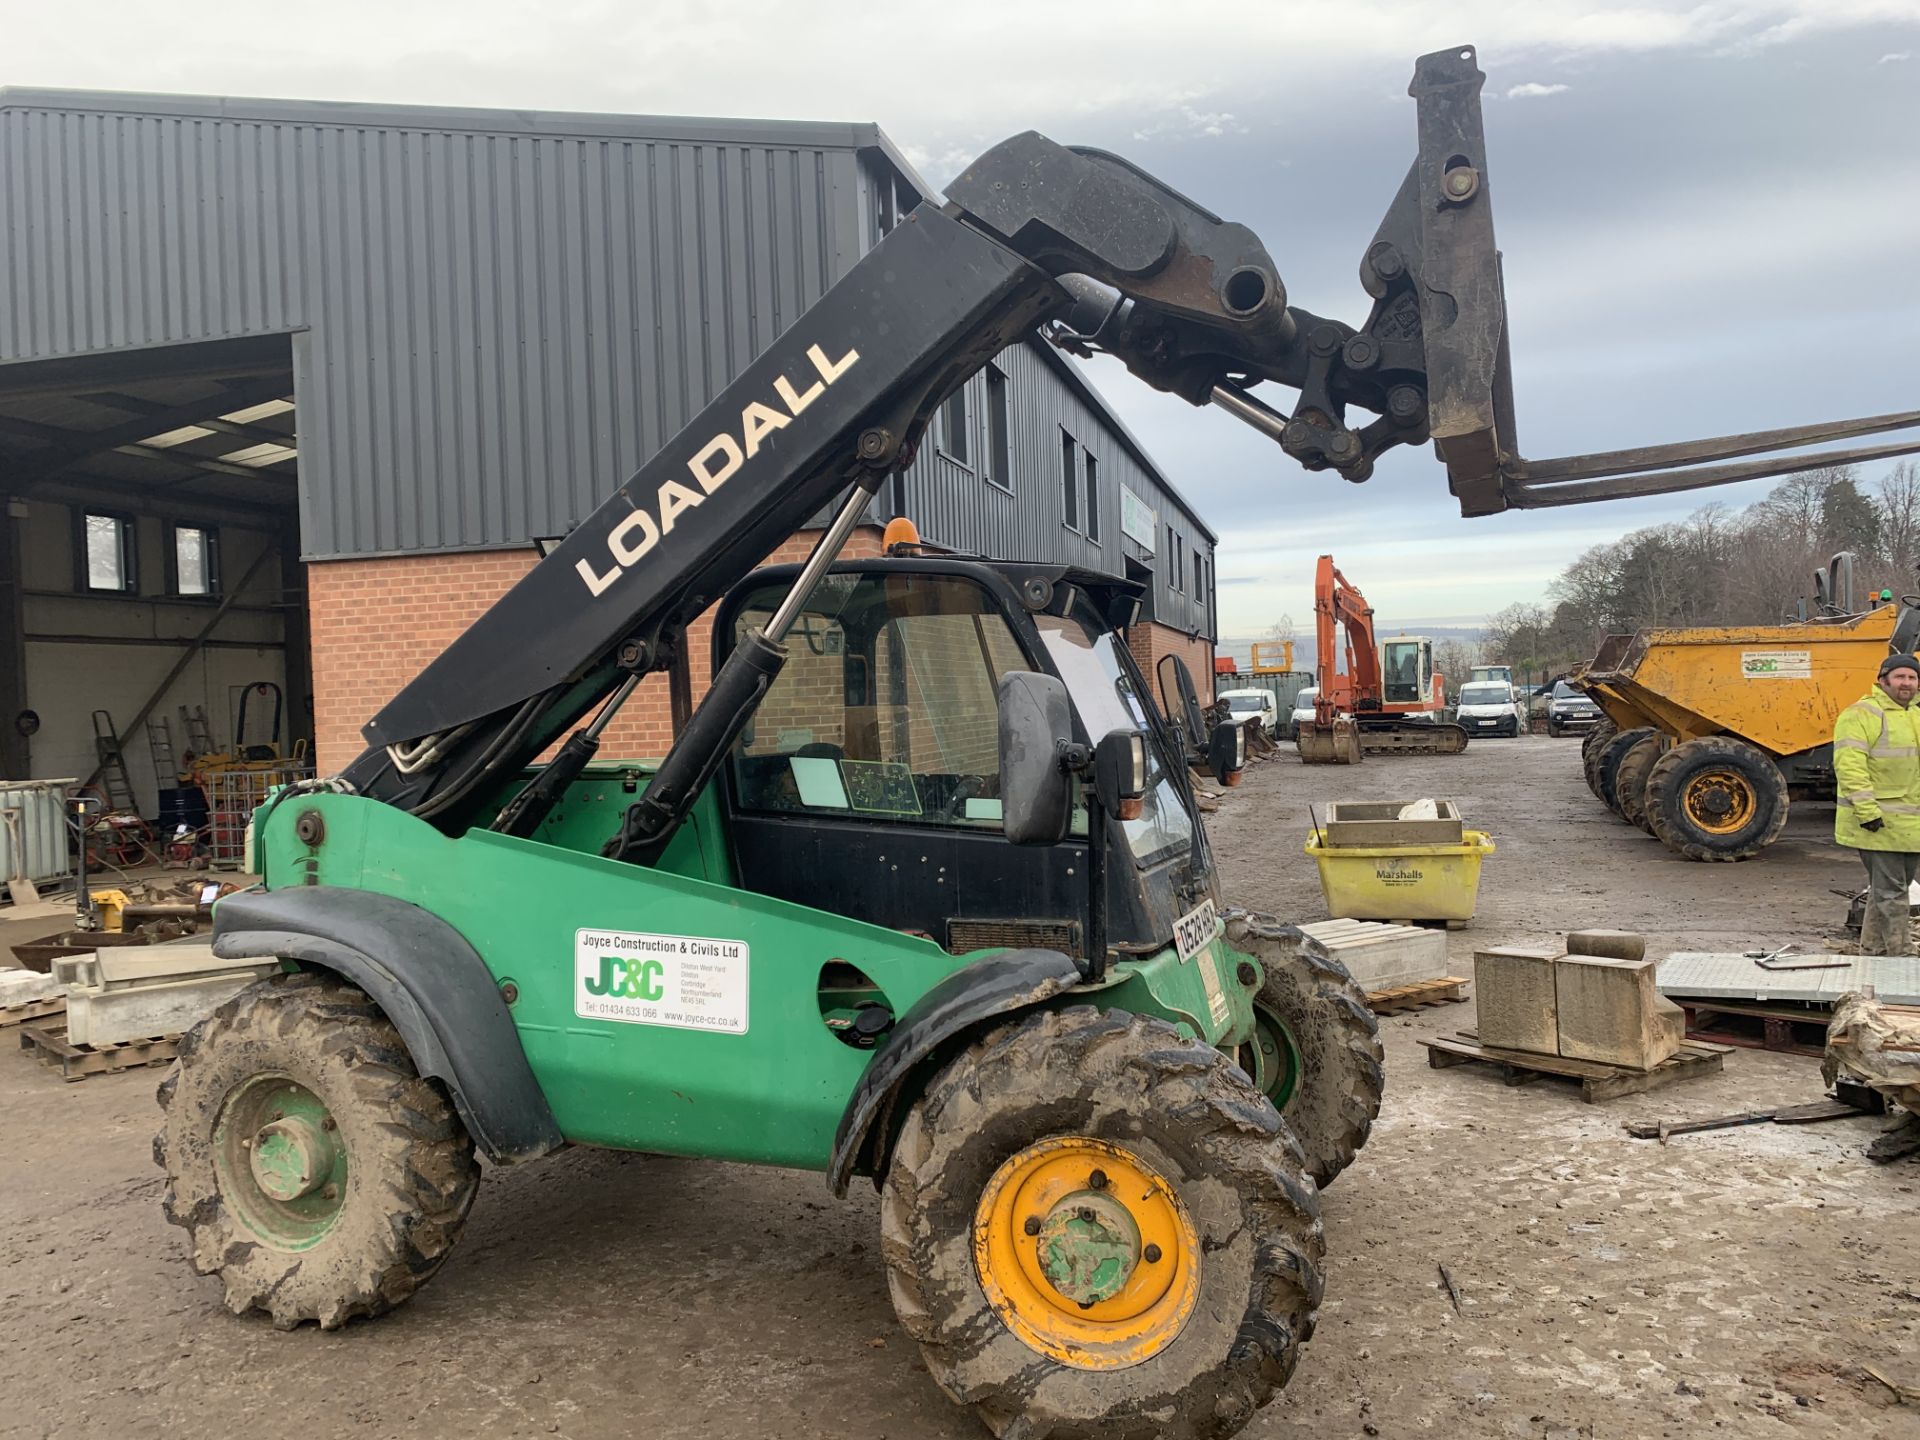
[307,528,884,774]
[309,543,1211,775]
[1125,623,1217,710]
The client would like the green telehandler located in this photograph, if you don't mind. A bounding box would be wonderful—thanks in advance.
[151,43,1920,1440]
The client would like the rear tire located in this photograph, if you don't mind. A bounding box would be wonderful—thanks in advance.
[1597,726,1657,816]
[155,972,480,1330]
[882,1007,1323,1440]
[1614,731,1669,834]
[1224,910,1383,1189]
[1644,735,1790,861]
[1582,719,1619,796]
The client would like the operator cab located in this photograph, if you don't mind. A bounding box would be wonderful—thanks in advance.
[714,559,1214,959]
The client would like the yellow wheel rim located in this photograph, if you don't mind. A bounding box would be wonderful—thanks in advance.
[1683,768,1757,835]
[972,1137,1201,1371]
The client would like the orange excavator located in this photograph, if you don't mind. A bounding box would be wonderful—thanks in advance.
[1299,555,1469,763]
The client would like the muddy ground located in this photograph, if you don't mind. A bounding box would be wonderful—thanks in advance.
[2,733,1915,1439]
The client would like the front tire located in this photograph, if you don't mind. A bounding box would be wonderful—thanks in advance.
[1644,735,1790,861]
[882,1007,1323,1440]
[1225,910,1383,1189]
[155,972,480,1330]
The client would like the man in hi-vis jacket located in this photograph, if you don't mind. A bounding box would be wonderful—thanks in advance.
[1835,653,1920,955]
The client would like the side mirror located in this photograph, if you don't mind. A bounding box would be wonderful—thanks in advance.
[998,671,1075,846]
[1155,655,1208,749]
[1207,718,1246,786]
[1093,729,1147,821]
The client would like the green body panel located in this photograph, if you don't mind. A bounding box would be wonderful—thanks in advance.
[250,785,1257,1174]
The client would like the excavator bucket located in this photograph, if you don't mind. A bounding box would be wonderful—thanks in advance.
[1299,719,1362,766]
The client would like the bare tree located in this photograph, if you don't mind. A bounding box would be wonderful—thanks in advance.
[1880,461,1920,576]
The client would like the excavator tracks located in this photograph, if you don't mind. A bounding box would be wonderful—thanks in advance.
[1356,720,1470,756]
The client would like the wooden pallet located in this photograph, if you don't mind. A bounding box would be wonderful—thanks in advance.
[0,996,67,1030]
[1421,1029,1731,1102]
[1675,998,1829,1058]
[18,1021,179,1082]
[1367,976,1470,1015]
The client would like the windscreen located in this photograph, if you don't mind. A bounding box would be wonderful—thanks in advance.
[1034,614,1194,866]
[1458,684,1509,705]
[1226,694,1266,713]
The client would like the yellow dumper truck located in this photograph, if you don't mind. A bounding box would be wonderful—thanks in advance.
[1575,599,1914,861]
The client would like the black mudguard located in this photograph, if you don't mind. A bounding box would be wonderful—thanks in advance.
[827,947,1084,1197]
[213,886,565,1165]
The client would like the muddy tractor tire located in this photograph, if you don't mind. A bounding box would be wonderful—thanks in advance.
[1644,735,1791,862]
[1596,726,1657,817]
[1582,719,1619,797]
[155,971,480,1330]
[882,1007,1324,1440]
[1224,909,1384,1190]
[1613,731,1669,835]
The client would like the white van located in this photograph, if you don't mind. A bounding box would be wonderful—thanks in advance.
[1455,680,1525,737]
[1218,687,1279,738]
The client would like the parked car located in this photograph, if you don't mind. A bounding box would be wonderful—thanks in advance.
[1218,686,1279,737]
[1545,679,1605,736]
[1455,680,1526,737]
[1290,686,1320,741]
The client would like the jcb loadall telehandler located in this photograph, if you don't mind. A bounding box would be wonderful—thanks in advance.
[156,45,1920,1440]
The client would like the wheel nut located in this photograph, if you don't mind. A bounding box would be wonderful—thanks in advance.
[1078,1300,1095,1310]
[1237,961,1259,987]
[321,1117,336,1132]
[1023,1216,1043,1236]
[1088,1168,1108,1191]
[322,1183,339,1200]
[1144,1244,1163,1264]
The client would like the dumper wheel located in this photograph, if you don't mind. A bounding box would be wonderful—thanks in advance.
[1223,909,1384,1189]
[1644,735,1791,862]
[1614,732,1669,835]
[1596,726,1657,817]
[882,1006,1324,1440]
[155,972,480,1330]
[1582,720,1619,797]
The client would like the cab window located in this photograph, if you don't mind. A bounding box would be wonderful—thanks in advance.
[728,573,1032,828]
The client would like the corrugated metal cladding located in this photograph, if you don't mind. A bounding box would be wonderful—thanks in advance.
[887,340,1217,639]
[0,89,1215,639]
[0,92,888,557]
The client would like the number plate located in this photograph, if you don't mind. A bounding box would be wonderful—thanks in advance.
[1173,898,1219,963]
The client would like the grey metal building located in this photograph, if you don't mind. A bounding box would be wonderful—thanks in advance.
[0,89,1217,788]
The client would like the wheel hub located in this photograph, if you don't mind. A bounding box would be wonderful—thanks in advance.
[1685,768,1755,833]
[249,1115,339,1202]
[214,1075,349,1250]
[972,1137,1201,1371]
[1034,1191,1141,1306]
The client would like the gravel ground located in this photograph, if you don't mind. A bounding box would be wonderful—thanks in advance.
[2,731,1915,1439]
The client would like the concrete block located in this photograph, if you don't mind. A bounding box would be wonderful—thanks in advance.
[1555,956,1685,1071]
[1473,947,1561,1054]
[1299,919,1449,989]
[63,968,273,1048]
[0,965,65,1008]
[1567,930,1647,962]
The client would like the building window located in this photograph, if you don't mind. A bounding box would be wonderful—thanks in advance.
[171,524,220,597]
[984,364,1012,492]
[1084,453,1100,542]
[939,384,970,467]
[80,511,137,594]
[1061,432,1079,530]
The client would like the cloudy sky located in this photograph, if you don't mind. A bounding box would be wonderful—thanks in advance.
[9,2,1919,637]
